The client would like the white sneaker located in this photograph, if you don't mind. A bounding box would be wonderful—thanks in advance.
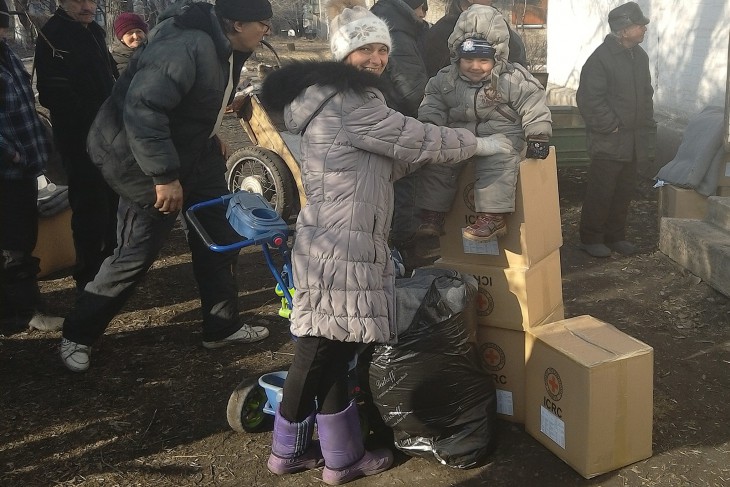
[60,338,91,372]
[28,312,64,332]
[202,324,270,349]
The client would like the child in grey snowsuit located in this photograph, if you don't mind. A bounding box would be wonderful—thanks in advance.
[415,4,552,242]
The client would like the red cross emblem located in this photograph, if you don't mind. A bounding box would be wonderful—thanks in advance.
[544,367,563,401]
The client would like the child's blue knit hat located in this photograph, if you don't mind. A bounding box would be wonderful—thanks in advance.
[458,38,496,60]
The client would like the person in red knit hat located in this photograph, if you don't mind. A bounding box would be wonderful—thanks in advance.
[111,12,148,73]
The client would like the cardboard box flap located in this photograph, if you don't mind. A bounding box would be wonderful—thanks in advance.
[530,315,653,366]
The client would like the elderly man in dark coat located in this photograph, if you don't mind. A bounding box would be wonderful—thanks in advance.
[576,1,655,258]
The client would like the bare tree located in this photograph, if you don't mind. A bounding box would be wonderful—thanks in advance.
[10,0,56,44]
[270,0,304,36]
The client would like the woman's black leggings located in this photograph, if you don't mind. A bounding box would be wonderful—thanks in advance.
[279,336,359,422]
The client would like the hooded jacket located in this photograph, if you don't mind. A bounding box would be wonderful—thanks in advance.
[35,7,116,155]
[576,35,654,163]
[86,1,248,205]
[260,61,477,343]
[371,0,430,117]
[423,2,528,77]
[419,5,551,143]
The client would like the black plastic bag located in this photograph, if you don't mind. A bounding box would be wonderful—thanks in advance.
[369,270,497,468]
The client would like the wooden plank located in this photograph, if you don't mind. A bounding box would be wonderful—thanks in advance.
[240,96,306,208]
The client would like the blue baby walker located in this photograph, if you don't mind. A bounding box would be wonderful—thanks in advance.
[187,191,371,434]
[186,191,297,432]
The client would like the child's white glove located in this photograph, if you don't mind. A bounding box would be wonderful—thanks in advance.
[475,134,512,156]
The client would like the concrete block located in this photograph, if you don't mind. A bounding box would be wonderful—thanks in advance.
[706,196,730,231]
[659,218,730,298]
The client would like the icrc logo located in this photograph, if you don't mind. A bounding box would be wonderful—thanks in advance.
[463,182,476,212]
[544,367,563,401]
[476,288,494,316]
[479,342,505,372]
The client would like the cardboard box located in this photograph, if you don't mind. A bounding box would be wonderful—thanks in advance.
[525,316,654,479]
[439,149,563,268]
[476,326,528,423]
[537,302,565,326]
[32,208,76,278]
[474,303,565,424]
[434,250,563,331]
[658,184,708,221]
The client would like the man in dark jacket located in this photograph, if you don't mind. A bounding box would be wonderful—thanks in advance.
[34,0,119,292]
[371,0,432,253]
[423,0,528,77]
[371,0,430,118]
[576,2,654,258]
[0,0,63,332]
[59,0,273,373]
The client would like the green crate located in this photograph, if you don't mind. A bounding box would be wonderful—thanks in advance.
[548,106,656,167]
[549,106,590,167]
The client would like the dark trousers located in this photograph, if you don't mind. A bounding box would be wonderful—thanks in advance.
[62,149,119,291]
[390,174,419,245]
[0,178,41,317]
[63,161,243,346]
[579,155,638,245]
[280,336,359,423]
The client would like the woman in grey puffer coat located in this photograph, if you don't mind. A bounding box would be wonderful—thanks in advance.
[257,1,508,484]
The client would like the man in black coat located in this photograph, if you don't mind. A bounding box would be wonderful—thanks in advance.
[34,0,118,292]
[371,0,432,252]
[576,2,655,258]
[371,0,430,118]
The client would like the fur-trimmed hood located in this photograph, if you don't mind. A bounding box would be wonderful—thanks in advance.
[260,61,384,111]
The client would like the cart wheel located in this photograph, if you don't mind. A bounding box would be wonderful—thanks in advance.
[227,377,270,433]
[226,147,296,221]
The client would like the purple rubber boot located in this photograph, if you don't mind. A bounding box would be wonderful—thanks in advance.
[317,401,393,485]
[267,408,324,475]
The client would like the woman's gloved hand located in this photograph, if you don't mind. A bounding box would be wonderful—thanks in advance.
[475,133,512,156]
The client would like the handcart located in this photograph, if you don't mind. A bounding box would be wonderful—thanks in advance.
[226,40,305,221]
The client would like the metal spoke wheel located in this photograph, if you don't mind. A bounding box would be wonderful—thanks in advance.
[226,377,271,433]
[225,147,296,221]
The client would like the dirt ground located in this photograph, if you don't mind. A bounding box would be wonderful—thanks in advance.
[2,38,729,487]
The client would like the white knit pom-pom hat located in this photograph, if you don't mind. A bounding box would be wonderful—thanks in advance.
[327,0,392,61]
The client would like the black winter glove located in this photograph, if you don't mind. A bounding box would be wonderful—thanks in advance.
[526,135,550,160]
